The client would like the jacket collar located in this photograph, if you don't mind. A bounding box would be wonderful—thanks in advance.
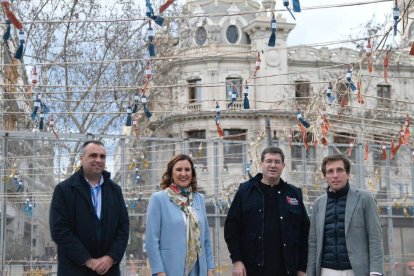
[251,173,287,189]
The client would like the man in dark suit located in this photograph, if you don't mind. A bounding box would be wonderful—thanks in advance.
[224,146,310,276]
[50,140,129,275]
[307,154,384,276]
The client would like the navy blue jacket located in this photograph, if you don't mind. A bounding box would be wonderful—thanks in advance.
[50,168,129,276]
[224,173,310,275]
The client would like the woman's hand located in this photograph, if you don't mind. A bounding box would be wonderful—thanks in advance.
[156,273,166,276]
[208,269,214,276]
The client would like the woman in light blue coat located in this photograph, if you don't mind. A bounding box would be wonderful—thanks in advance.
[145,154,215,276]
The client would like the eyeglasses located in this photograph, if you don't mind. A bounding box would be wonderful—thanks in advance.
[263,159,283,165]
[326,167,346,175]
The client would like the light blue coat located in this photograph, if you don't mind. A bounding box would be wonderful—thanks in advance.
[145,190,214,276]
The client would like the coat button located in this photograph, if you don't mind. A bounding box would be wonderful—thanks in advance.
[259,209,262,212]
[278,191,281,194]
[280,216,283,220]
[259,236,262,239]
[283,243,286,247]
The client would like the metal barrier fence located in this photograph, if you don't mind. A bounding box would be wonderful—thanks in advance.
[0,130,413,276]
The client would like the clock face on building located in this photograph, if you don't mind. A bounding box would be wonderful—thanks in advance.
[195,26,207,46]
[226,25,239,44]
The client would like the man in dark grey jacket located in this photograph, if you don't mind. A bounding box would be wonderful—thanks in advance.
[224,146,310,276]
[307,154,384,276]
[50,140,129,276]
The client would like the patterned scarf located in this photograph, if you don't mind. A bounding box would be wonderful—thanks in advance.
[166,184,201,275]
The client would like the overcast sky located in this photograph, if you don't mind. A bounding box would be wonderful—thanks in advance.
[284,0,394,47]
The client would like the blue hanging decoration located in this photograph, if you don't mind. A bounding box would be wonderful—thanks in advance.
[145,0,165,26]
[132,93,139,113]
[3,19,11,41]
[393,0,400,36]
[16,179,23,192]
[39,111,45,130]
[283,0,296,20]
[227,85,237,108]
[297,112,310,128]
[268,13,277,47]
[138,191,143,201]
[292,0,301,12]
[142,95,152,118]
[135,167,141,184]
[126,107,132,126]
[148,21,156,57]
[214,101,221,123]
[214,101,224,137]
[345,65,357,92]
[326,82,335,103]
[24,197,34,216]
[14,29,25,60]
[243,82,250,109]
[246,160,253,178]
[31,94,41,121]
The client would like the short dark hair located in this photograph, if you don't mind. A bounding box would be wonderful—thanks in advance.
[160,154,197,191]
[261,146,285,162]
[321,154,351,176]
[81,140,104,155]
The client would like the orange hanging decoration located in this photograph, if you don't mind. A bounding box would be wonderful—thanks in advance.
[366,38,373,73]
[364,142,369,160]
[313,138,318,148]
[357,80,365,104]
[404,115,410,141]
[410,41,414,56]
[399,125,407,145]
[216,123,224,138]
[298,123,308,150]
[381,139,387,160]
[1,2,24,29]
[383,51,389,83]
[391,138,401,159]
[347,138,355,156]
[288,128,293,148]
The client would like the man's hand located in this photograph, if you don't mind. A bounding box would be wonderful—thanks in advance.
[85,258,98,270]
[208,269,214,276]
[232,261,246,276]
[94,255,114,275]
[297,271,306,276]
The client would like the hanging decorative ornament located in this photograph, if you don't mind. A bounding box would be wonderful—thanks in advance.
[145,0,165,26]
[404,114,410,141]
[14,29,25,60]
[49,114,59,139]
[214,101,224,138]
[347,138,355,156]
[268,13,277,46]
[141,95,152,118]
[381,139,387,160]
[2,19,11,41]
[147,21,156,57]
[393,0,400,36]
[356,80,365,104]
[297,112,310,128]
[159,0,175,13]
[326,82,335,104]
[292,0,301,12]
[345,65,357,92]
[364,142,369,160]
[126,107,132,126]
[366,38,373,73]
[383,50,389,83]
[243,82,250,109]
[227,84,237,108]
[283,0,296,20]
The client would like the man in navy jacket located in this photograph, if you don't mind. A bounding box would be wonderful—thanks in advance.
[224,146,310,276]
[50,141,129,275]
